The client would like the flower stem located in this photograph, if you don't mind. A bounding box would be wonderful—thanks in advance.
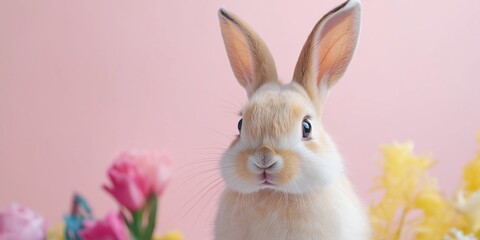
[145,195,158,239]
[131,210,144,240]
[394,206,410,240]
[126,196,158,240]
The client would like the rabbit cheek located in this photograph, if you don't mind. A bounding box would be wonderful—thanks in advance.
[275,149,300,184]
[305,141,323,154]
[235,149,255,182]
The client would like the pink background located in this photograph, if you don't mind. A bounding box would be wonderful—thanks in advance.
[1,0,479,238]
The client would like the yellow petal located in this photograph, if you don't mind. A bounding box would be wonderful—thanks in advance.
[461,134,480,195]
[47,223,65,240]
[157,230,184,240]
[414,189,446,215]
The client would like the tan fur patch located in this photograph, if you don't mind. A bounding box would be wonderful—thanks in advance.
[306,141,322,154]
[275,148,300,184]
[306,127,331,154]
[243,89,308,141]
[235,149,253,182]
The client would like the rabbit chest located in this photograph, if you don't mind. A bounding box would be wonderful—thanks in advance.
[214,178,370,240]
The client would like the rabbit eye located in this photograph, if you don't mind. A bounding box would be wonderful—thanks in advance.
[237,118,243,133]
[302,119,312,139]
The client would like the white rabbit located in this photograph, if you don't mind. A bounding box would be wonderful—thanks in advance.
[215,0,370,239]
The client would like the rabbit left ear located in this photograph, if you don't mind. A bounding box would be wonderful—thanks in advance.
[293,0,361,101]
[218,9,278,98]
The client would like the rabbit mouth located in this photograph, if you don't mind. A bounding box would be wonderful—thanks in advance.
[258,171,276,186]
[261,180,274,186]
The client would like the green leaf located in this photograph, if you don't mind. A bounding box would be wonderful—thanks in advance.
[145,195,158,239]
[124,197,159,240]
[131,209,144,239]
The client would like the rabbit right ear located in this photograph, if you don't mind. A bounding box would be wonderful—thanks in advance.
[218,9,278,98]
[293,0,361,103]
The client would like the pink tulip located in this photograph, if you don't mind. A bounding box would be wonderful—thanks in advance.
[0,203,48,240]
[103,151,172,211]
[80,212,128,240]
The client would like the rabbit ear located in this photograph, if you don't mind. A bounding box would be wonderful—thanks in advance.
[219,9,278,97]
[293,0,361,101]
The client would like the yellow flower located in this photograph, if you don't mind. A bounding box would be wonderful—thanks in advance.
[47,223,65,240]
[456,190,480,233]
[154,230,184,240]
[463,134,480,195]
[413,180,446,215]
[370,135,480,240]
[453,133,480,237]
[370,142,455,240]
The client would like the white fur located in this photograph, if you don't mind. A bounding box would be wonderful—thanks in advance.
[215,179,370,240]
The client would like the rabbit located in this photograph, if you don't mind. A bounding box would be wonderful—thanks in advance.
[214,0,370,239]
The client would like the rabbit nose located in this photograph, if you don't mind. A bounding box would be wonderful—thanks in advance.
[252,146,278,170]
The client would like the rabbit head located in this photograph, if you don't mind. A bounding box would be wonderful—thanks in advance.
[218,0,361,194]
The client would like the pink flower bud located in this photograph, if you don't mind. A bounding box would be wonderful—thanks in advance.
[103,151,172,211]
